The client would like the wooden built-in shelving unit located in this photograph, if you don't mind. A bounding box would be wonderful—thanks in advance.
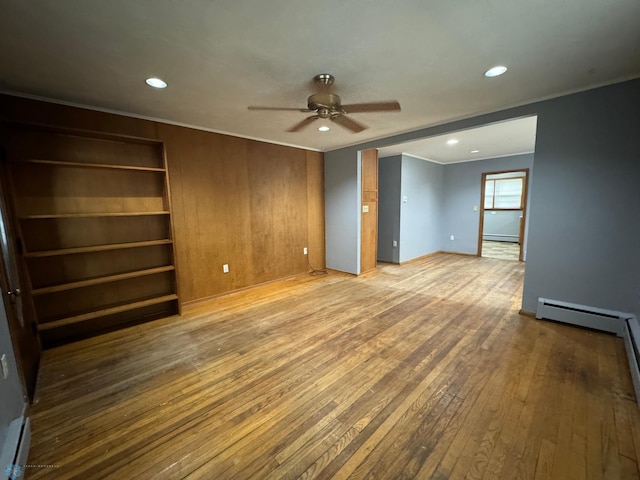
[2,122,180,346]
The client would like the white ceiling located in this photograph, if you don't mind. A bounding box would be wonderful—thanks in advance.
[1,1,639,152]
[378,116,538,164]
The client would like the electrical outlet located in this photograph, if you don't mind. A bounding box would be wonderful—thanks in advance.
[223,264,229,273]
[1,354,8,380]
[450,234,455,241]
[303,247,308,255]
[392,240,398,247]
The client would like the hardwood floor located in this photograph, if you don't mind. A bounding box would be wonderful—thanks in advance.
[27,253,640,479]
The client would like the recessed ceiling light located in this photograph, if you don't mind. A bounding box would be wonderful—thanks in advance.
[446,139,459,145]
[145,77,167,89]
[470,149,480,154]
[484,66,507,78]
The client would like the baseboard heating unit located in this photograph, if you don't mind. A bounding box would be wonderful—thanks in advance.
[536,297,640,406]
[624,316,640,407]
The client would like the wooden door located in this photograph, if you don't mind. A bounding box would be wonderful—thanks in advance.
[360,149,378,274]
[0,147,41,400]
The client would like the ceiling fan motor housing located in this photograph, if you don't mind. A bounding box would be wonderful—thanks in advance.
[307,93,343,117]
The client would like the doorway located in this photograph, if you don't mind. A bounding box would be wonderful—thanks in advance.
[0,135,41,400]
[478,169,529,261]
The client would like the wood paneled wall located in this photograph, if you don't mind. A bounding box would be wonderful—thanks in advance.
[360,149,378,274]
[0,94,325,304]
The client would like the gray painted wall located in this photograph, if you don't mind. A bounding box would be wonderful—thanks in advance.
[442,154,534,255]
[324,78,640,317]
[0,299,26,459]
[399,155,444,262]
[378,155,401,263]
[324,148,360,274]
[378,154,444,263]
[522,82,640,314]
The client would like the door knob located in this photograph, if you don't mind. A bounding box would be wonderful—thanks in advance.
[7,288,21,296]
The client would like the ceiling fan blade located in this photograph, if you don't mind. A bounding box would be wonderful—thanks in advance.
[287,116,319,132]
[248,106,309,112]
[341,101,401,113]
[332,115,367,133]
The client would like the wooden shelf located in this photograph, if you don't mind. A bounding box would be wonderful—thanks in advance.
[32,266,175,295]
[3,120,164,145]
[20,212,171,219]
[24,239,173,258]
[38,294,179,331]
[14,159,165,172]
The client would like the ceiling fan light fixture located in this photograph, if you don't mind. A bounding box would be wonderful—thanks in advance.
[247,74,400,133]
[145,77,167,89]
[484,66,508,78]
[446,139,459,145]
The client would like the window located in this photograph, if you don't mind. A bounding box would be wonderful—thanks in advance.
[484,177,523,209]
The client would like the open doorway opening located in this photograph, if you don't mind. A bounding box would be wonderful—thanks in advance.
[478,169,529,261]
[376,115,537,265]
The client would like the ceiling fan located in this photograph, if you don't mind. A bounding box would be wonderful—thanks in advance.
[248,74,401,133]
